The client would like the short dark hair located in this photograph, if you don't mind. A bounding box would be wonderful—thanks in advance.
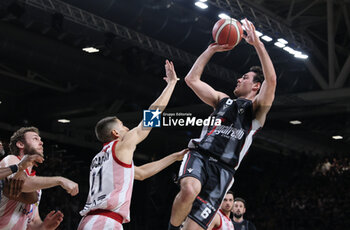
[234,197,246,207]
[95,116,119,143]
[250,66,264,85]
[227,190,234,197]
[9,127,39,156]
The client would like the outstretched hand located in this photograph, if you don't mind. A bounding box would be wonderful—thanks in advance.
[18,154,44,172]
[242,18,261,47]
[208,43,234,52]
[164,60,178,84]
[174,149,189,161]
[42,210,64,230]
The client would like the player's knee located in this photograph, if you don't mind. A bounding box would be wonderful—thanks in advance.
[179,179,200,202]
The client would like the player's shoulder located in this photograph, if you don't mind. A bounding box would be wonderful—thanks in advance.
[0,155,20,167]
[118,129,139,146]
[113,136,136,154]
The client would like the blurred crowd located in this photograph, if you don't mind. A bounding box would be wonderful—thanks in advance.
[251,153,350,230]
[313,157,350,177]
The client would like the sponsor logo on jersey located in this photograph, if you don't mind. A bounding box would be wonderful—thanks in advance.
[226,99,233,105]
[213,124,245,140]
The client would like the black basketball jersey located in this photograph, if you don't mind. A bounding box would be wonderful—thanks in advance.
[188,97,261,170]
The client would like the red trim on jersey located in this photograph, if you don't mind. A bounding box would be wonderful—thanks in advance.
[207,125,217,136]
[196,196,207,204]
[240,124,252,151]
[87,209,123,224]
[219,209,231,221]
[183,153,191,175]
[207,208,219,227]
[111,141,132,168]
[103,140,116,146]
[212,213,222,230]
[232,123,252,168]
[207,117,225,136]
[16,156,36,176]
[252,127,261,136]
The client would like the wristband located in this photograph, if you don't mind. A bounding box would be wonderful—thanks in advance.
[9,164,19,174]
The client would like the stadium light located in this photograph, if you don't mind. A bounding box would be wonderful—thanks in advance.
[289,120,302,125]
[195,1,208,9]
[58,119,71,123]
[274,42,285,48]
[218,13,230,19]
[283,46,300,55]
[82,47,99,53]
[294,53,309,59]
[261,35,272,42]
[277,38,288,44]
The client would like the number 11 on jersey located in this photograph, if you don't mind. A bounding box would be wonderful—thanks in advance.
[91,166,103,196]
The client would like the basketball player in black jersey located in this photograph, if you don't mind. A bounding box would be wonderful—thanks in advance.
[168,19,277,230]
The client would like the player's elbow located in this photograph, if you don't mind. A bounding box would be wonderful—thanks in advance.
[184,74,197,86]
[134,168,146,181]
[135,174,145,181]
[136,176,145,181]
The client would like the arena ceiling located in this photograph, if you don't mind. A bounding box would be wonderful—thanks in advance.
[0,0,349,157]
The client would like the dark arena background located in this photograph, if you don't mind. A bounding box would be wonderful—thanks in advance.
[0,0,350,229]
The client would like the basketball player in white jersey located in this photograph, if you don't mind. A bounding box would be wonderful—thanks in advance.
[0,127,79,230]
[78,60,179,229]
[169,19,276,230]
[0,154,43,180]
[0,154,44,206]
[208,191,235,230]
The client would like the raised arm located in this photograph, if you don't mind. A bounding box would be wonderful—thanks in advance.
[148,60,178,110]
[243,19,277,125]
[116,60,178,164]
[184,44,231,108]
[134,149,187,181]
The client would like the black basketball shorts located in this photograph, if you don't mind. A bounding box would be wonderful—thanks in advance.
[178,150,234,229]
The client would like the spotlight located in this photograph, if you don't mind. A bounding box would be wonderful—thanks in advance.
[195,1,208,9]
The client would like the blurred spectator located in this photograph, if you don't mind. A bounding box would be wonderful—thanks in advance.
[0,140,6,160]
[232,197,257,230]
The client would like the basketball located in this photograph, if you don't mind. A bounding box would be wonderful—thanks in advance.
[212,18,243,47]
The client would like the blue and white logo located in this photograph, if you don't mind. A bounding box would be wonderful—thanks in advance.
[143,109,161,127]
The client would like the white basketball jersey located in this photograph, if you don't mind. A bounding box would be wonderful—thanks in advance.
[213,209,235,230]
[80,140,134,223]
[0,170,41,230]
